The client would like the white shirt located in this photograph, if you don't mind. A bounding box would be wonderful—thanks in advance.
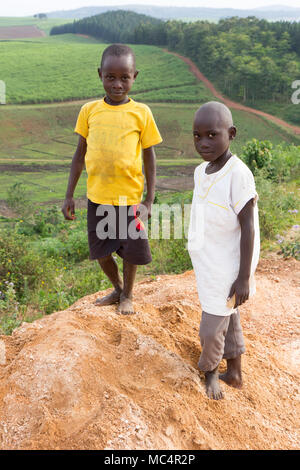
[188,155,260,316]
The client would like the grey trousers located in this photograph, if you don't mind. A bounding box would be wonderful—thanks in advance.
[198,310,246,372]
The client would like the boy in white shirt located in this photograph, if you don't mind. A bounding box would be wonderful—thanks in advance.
[188,101,260,400]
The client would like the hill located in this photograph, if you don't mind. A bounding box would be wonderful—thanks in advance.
[0,39,198,104]
[0,256,299,449]
[50,10,163,43]
[48,12,300,125]
[45,4,300,22]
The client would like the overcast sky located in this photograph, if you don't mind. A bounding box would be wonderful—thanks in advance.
[1,0,300,17]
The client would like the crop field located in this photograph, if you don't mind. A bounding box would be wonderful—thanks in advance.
[0,36,200,104]
[0,26,45,39]
[0,17,74,35]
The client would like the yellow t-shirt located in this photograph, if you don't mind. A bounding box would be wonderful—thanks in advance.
[74,98,163,205]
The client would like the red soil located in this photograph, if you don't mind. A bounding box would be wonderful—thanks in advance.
[0,26,45,39]
[0,256,299,450]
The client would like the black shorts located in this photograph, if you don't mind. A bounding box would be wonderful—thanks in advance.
[87,199,152,265]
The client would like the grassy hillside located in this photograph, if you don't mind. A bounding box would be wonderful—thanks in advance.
[0,100,299,204]
[0,36,199,104]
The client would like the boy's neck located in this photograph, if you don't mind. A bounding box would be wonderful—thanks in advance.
[104,95,130,106]
[205,149,233,174]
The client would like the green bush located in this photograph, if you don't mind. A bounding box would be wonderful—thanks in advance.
[6,183,31,216]
[58,229,89,262]
[278,237,300,260]
[0,282,25,334]
[255,174,298,239]
[270,144,300,183]
[15,206,63,237]
[0,313,23,335]
[241,139,274,179]
[241,139,300,183]
[0,229,56,301]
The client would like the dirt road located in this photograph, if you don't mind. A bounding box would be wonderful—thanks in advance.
[167,50,300,136]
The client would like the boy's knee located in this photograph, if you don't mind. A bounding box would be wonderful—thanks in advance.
[98,254,114,264]
[199,329,217,344]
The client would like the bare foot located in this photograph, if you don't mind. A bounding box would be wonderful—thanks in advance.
[117,294,135,315]
[95,289,121,306]
[205,368,224,400]
[219,356,243,389]
[219,371,243,389]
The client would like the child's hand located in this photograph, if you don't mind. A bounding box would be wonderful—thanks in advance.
[227,277,250,309]
[137,200,152,220]
[62,197,76,220]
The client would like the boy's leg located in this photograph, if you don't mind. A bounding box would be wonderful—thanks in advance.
[219,356,242,388]
[198,312,230,400]
[118,259,137,315]
[95,254,123,305]
[219,310,245,388]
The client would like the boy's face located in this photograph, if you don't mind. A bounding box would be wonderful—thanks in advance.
[193,111,236,162]
[98,54,138,105]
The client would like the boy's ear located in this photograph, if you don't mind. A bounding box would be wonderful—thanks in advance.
[134,70,139,80]
[98,67,102,80]
[229,126,237,140]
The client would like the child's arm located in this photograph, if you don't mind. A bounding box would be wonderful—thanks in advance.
[141,146,156,219]
[62,135,87,220]
[228,199,255,308]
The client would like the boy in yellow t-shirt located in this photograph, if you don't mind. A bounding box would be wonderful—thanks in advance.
[62,44,162,315]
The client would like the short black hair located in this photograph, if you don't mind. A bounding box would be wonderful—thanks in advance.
[100,44,136,69]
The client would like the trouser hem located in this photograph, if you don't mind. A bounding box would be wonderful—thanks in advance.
[197,361,220,373]
[222,347,246,360]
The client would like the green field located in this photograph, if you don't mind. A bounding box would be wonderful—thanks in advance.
[0,36,201,104]
[1,28,299,126]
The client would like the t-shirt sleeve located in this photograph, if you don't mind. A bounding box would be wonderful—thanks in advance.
[141,106,163,149]
[230,165,258,215]
[74,104,88,139]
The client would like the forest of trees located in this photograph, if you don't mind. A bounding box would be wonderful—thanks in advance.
[50,10,162,43]
[50,11,300,104]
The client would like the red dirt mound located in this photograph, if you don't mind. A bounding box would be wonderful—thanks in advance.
[0,256,299,450]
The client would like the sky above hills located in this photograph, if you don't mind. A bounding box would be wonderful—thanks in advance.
[1,0,300,17]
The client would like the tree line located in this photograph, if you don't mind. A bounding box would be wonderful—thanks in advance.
[50,11,300,103]
[50,10,162,43]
